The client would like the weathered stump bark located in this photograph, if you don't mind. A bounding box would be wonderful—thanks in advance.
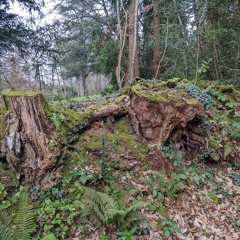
[129,90,207,148]
[1,93,63,189]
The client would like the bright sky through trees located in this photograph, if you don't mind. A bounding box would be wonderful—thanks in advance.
[10,0,59,25]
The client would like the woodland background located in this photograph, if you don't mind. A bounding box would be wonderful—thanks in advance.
[1,0,240,99]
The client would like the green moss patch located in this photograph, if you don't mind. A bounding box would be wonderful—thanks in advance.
[0,108,7,135]
[130,80,202,106]
[44,102,93,140]
[214,85,234,93]
[2,91,42,97]
[63,117,149,175]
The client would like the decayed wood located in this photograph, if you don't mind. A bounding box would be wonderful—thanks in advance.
[129,93,207,148]
[91,104,127,119]
[3,94,63,189]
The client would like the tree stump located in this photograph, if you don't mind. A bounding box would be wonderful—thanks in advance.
[129,85,207,148]
[1,93,64,189]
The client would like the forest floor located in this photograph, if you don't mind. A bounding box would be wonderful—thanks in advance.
[145,165,240,240]
[1,80,240,240]
[59,91,240,240]
[74,161,240,240]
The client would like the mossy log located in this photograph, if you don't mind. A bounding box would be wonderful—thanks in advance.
[91,104,127,120]
[0,93,64,189]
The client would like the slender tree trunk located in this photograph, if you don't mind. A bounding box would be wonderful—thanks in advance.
[35,63,42,91]
[51,65,55,101]
[152,0,161,79]
[70,78,74,98]
[116,0,128,89]
[79,74,87,97]
[59,67,67,98]
[213,39,223,81]
[124,0,140,87]
[173,0,189,78]
[194,0,208,84]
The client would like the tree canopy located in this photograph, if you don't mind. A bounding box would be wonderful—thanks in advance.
[0,0,44,53]
[1,0,240,95]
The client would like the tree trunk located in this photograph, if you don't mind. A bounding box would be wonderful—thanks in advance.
[78,76,82,97]
[124,0,140,87]
[116,0,128,89]
[79,74,87,97]
[152,0,161,79]
[1,93,64,189]
[34,63,42,92]
[51,64,55,102]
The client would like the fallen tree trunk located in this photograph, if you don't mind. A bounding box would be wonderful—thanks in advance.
[0,84,215,188]
[0,93,128,189]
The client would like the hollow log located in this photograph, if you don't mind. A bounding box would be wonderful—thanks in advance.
[1,93,64,189]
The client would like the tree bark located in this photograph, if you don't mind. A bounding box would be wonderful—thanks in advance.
[34,63,42,92]
[116,0,128,89]
[124,0,140,87]
[78,74,87,97]
[152,0,161,79]
[1,93,64,189]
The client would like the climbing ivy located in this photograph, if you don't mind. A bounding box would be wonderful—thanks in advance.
[180,84,213,109]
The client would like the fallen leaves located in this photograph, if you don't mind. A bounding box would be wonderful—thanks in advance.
[71,161,239,240]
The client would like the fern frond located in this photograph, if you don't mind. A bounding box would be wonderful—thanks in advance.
[156,173,167,193]
[123,211,148,228]
[0,209,15,240]
[105,209,125,218]
[110,183,136,209]
[124,201,148,216]
[12,192,36,240]
[81,188,118,226]
[81,187,149,230]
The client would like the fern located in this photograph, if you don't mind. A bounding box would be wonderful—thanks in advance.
[116,201,148,230]
[110,183,137,210]
[156,174,168,193]
[12,192,36,240]
[41,234,56,240]
[155,172,185,198]
[81,188,118,226]
[0,209,15,240]
[81,187,148,230]
[122,211,147,229]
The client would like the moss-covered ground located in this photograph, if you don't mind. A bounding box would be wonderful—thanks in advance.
[63,116,149,179]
